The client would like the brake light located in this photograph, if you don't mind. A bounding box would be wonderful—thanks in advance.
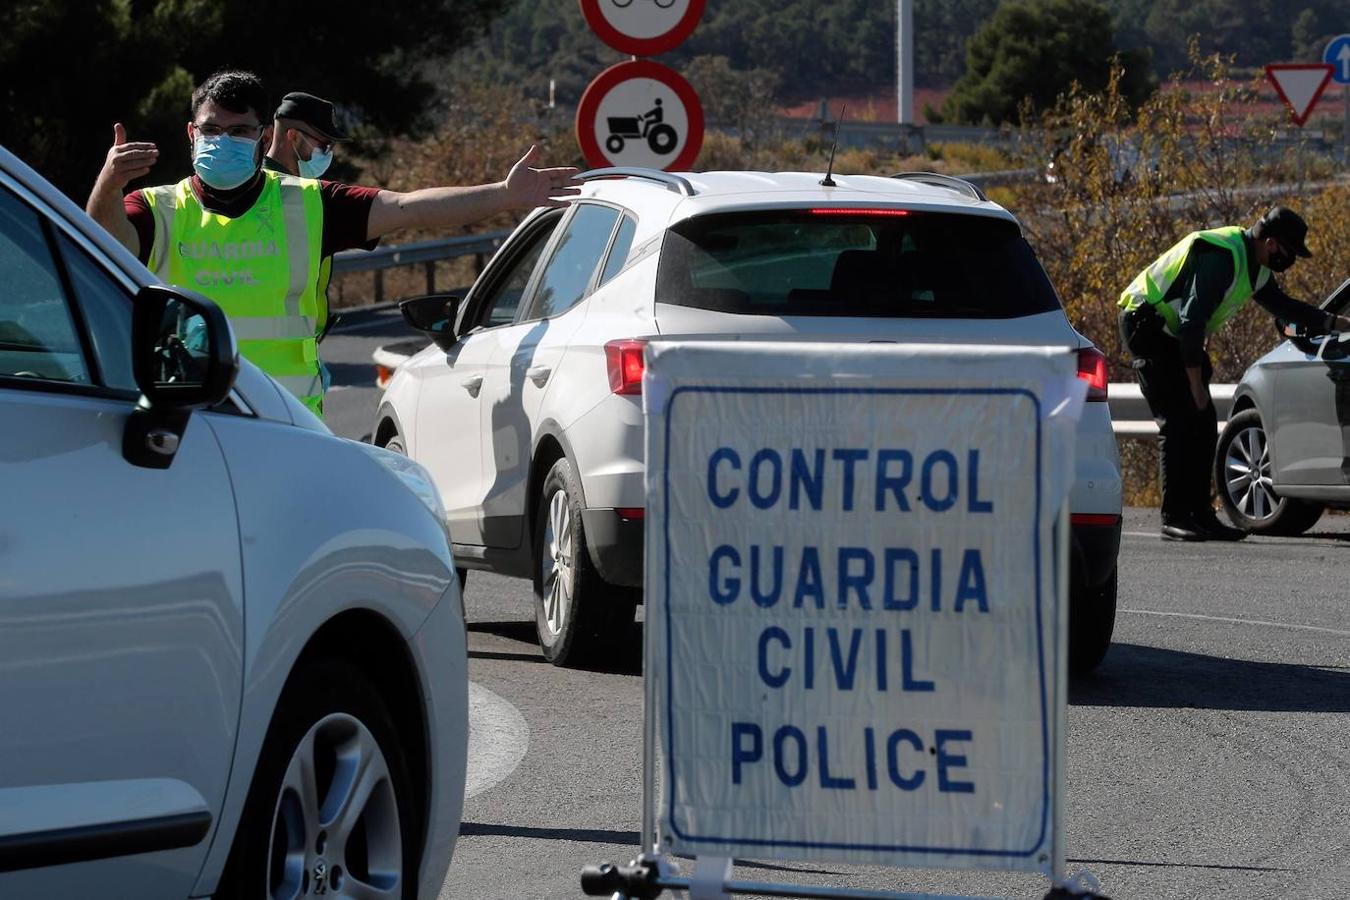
[809,207,911,217]
[605,339,648,395]
[1070,513,1121,527]
[1077,347,1108,401]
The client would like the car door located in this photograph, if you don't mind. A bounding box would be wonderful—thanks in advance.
[1268,331,1350,486]
[477,204,631,549]
[0,180,243,896]
[414,212,561,546]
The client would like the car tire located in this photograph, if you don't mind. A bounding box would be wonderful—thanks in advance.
[1069,566,1116,674]
[533,457,637,667]
[1215,409,1324,536]
[216,660,418,900]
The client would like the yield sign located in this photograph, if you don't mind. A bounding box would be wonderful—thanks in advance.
[1265,64,1334,127]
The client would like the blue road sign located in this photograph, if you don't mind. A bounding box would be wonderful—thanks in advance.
[1324,35,1350,85]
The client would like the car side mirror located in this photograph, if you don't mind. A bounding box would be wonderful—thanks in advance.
[400,292,464,352]
[123,284,239,469]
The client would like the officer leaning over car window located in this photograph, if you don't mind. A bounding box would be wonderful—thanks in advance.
[1118,206,1350,542]
[85,69,581,418]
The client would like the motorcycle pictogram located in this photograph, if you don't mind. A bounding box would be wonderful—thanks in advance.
[605,99,678,155]
[611,0,677,7]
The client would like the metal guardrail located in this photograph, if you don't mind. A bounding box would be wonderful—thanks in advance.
[331,229,511,303]
[1110,383,1236,437]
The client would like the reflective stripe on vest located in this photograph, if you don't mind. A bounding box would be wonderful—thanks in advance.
[142,172,326,410]
[1118,226,1270,337]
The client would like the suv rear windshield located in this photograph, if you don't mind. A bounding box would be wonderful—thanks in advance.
[657,210,1062,318]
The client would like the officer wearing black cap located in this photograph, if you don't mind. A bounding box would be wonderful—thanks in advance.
[1118,207,1350,541]
[265,91,348,178]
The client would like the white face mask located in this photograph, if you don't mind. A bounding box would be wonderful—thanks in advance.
[297,143,333,179]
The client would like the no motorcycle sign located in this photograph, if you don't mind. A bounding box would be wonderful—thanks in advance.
[578,0,706,57]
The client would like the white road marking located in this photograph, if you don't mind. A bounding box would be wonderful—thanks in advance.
[1121,608,1350,638]
[465,681,529,800]
[1122,530,1157,538]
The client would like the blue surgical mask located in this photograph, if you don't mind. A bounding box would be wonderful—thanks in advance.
[298,146,333,179]
[193,133,261,190]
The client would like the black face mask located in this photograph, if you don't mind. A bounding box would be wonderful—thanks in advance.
[1267,247,1294,272]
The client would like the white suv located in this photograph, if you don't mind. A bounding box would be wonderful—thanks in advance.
[375,168,1122,671]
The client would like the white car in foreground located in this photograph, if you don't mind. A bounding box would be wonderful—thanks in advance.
[376,167,1122,672]
[0,144,465,898]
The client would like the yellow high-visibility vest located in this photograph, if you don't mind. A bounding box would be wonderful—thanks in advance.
[1119,226,1270,337]
[143,171,327,415]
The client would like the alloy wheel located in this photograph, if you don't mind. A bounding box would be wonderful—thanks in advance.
[1224,424,1278,522]
[540,488,574,639]
[267,713,402,899]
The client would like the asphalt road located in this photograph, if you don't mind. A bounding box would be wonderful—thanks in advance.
[322,310,1350,900]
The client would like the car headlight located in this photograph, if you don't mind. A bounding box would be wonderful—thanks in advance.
[351,440,447,526]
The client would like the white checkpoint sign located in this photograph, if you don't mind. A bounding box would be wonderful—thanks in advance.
[643,342,1083,874]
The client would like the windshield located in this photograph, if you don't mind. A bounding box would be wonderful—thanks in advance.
[656,210,1062,319]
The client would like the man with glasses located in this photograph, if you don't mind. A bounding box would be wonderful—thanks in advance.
[265,91,345,179]
[1118,207,1350,541]
[86,69,579,416]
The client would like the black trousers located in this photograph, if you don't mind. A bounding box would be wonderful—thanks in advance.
[1119,306,1216,521]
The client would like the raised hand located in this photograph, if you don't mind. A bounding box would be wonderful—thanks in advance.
[99,123,158,191]
[505,145,581,210]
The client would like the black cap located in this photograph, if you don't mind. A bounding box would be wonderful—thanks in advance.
[274,92,348,141]
[1259,206,1312,258]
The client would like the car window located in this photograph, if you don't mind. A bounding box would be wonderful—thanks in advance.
[474,217,559,329]
[599,214,637,287]
[528,204,621,319]
[657,210,1063,319]
[57,232,135,392]
[0,187,91,384]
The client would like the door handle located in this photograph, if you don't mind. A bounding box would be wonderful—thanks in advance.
[461,375,483,396]
[526,365,552,387]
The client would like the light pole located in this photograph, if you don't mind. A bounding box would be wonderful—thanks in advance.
[896,0,913,126]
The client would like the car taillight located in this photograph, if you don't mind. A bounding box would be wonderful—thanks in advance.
[605,339,648,395]
[1077,347,1108,401]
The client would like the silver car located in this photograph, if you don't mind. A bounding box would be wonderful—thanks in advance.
[0,144,466,898]
[1217,277,1350,535]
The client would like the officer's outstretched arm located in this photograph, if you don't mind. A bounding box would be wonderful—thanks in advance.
[87,123,156,256]
[365,145,580,242]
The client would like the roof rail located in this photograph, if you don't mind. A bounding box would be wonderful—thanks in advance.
[577,167,696,197]
[889,171,987,202]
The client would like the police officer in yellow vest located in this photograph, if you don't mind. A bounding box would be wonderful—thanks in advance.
[1119,207,1350,541]
[86,70,580,417]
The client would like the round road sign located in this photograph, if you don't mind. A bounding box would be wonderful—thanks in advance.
[575,60,704,171]
[578,0,706,57]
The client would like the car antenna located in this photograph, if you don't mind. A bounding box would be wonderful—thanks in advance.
[820,104,845,187]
